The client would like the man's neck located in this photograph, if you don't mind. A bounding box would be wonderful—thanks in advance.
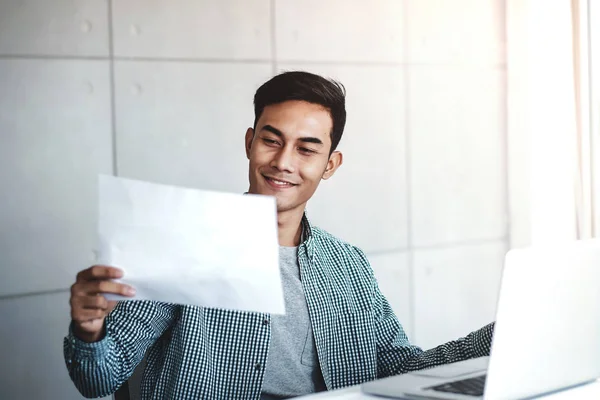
[277,207,305,247]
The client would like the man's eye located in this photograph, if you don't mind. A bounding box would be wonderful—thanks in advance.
[299,147,316,154]
[263,138,279,145]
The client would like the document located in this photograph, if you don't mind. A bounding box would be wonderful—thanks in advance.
[97,174,284,315]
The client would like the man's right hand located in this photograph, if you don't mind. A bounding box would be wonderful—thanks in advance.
[69,265,136,343]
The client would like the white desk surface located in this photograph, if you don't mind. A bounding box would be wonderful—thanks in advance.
[296,379,600,399]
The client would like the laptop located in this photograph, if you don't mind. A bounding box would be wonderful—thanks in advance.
[362,239,600,399]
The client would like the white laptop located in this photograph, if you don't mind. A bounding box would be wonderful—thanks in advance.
[362,239,600,399]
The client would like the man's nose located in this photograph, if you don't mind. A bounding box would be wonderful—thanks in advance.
[271,146,296,173]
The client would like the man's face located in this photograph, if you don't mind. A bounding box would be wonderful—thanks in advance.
[245,100,343,214]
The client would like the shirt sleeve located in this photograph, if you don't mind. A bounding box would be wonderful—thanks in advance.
[63,300,177,398]
[353,246,495,378]
[373,279,495,377]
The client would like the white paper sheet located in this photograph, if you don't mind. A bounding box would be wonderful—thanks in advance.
[97,174,285,315]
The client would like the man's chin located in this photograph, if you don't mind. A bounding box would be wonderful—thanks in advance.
[274,196,299,214]
[250,183,304,212]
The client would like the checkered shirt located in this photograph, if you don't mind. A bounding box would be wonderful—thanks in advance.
[64,216,495,399]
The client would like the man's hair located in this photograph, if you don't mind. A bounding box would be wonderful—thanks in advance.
[253,71,346,153]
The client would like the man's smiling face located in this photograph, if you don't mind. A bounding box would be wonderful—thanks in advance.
[245,100,342,214]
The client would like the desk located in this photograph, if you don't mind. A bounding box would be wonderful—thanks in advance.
[296,379,600,399]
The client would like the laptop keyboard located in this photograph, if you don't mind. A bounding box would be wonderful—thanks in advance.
[427,374,487,397]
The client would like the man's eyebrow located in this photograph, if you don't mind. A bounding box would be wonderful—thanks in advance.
[299,137,324,146]
[261,124,325,146]
[261,124,283,137]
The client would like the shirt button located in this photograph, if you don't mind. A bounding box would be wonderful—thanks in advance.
[262,319,269,326]
[255,363,262,371]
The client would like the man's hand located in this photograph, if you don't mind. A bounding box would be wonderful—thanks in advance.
[69,265,136,343]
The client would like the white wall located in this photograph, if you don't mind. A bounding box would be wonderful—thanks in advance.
[593,0,600,234]
[0,1,507,398]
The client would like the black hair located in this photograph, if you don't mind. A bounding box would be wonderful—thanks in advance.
[253,71,346,153]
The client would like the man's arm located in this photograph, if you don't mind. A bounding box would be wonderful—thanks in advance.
[399,323,494,373]
[64,265,177,398]
[64,300,177,398]
[353,247,495,378]
[373,277,495,377]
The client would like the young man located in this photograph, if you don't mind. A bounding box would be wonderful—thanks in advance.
[65,71,494,399]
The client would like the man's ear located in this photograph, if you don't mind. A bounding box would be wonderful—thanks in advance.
[245,128,254,159]
[322,151,343,180]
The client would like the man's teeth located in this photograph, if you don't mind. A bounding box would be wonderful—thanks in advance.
[270,178,292,186]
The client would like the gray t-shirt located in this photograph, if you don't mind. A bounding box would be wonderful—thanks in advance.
[260,246,326,399]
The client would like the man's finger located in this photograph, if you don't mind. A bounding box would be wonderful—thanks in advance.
[78,295,109,310]
[88,280,136,297]
[72,308,105,322]
[76,265,123,282]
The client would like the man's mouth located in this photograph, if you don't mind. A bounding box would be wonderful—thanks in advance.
[263,175,297,188]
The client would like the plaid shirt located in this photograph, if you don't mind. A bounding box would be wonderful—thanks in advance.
[64,216,495,399]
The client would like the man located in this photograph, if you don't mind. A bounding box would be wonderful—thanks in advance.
[65,71,494,399]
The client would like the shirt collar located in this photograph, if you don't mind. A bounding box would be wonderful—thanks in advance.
[301,212,314,244]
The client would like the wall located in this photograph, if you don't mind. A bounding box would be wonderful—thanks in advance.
[0,1,507,398]
[593,0,600,233]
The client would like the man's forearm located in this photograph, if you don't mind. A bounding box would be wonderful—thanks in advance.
[63,301,177,398]
[64,322,124,398]
[398,323,495,374]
